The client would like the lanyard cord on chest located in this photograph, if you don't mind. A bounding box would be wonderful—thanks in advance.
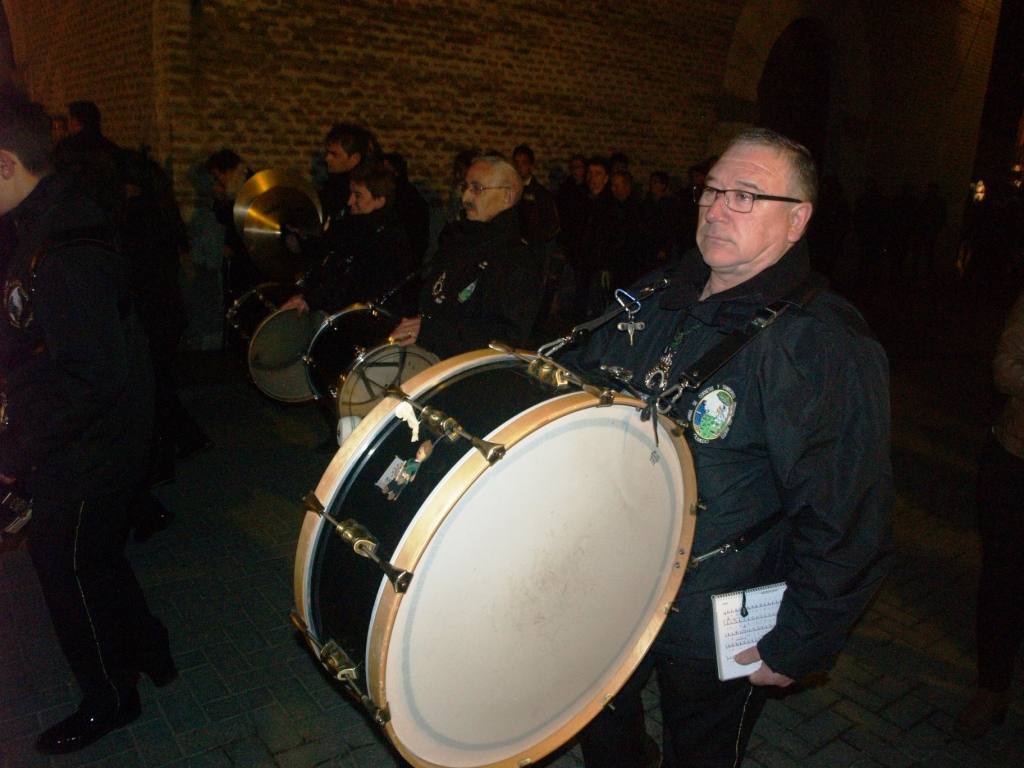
[648,272,827,419]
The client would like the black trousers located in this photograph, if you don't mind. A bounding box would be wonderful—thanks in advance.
[580,654,766,768]
[27,490,167,704]
[975,435,1024,692]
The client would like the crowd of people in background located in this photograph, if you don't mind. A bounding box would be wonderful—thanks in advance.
[32,100,1024,367]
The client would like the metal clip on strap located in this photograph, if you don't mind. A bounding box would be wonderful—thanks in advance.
[685,510,786,572]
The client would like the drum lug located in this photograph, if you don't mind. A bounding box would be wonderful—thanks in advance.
[303,492,324,515]
[334,518,413,593]
[526,357,573,389]
[579,385,617,407]
[289,618,392,726]
[303,495,412,592]
[420,406,507,463]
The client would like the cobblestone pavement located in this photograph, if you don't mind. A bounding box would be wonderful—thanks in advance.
[2,280,1023,768]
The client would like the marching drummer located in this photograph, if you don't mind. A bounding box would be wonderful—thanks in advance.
[562,128,893,768]
[390,155,544,358]
[281,160,417,317]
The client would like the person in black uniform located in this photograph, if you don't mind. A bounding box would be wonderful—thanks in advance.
[280,159,417,317]
[390,155,543,358]
[562,129,892,768]
[319,122,380,253]
[0,94,175,755]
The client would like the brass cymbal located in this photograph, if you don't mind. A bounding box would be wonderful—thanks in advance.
[233,169,324,282]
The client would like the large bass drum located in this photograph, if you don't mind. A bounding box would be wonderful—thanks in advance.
[292,349,697,768]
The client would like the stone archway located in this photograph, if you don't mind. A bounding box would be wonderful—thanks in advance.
[757,17,831,168]
[712,0,872,188]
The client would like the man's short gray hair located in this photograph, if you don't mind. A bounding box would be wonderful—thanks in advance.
[472,155,524,205]
[727,128,818,205]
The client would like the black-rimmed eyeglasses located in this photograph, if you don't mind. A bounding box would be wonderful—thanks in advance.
[692,185,803,213]
[460,181,511,196]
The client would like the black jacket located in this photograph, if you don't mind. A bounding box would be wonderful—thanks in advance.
[417,207,542,359]
[518,176,560,245]
[305,208,417,315]
[560,240,892,678]
[0,174,153,499]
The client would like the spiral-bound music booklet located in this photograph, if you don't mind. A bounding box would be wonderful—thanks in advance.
[711,582,787,681]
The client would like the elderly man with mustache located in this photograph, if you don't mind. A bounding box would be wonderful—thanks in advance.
[391,155,543,358]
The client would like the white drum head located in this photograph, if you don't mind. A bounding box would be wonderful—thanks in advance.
[337,344,439,418]
[377,402,693,767]
[248,308,320,402]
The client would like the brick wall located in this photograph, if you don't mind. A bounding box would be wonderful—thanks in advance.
[4,0,155,149]
[2,0,1004,230]
[155,0,742,210]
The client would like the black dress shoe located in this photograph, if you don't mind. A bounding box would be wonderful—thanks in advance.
[35,688,141,755]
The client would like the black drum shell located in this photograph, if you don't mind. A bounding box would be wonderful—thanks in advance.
[307,359,553,669]
[305,305,396,404]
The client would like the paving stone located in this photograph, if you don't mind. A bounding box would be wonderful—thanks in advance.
[829,677,888,713]
[251,703,305,754]
[337,721,386,752]
[221,735,276,767]
[181,665,231,705]
[158,688,209,734]
[88,751,146,768]
[0,714,38,741]
[761,699,807,729]
[840,728,916,768]
[197,643,252,680]
[898,719,952,761]
[269,679,325,721]
[160,750,232,768]
[832,700,903,741]
[880,692,934,730]
[798,709,855,750]
[201,686,275,722]
[753,714,813,758]
[131,717,183,767]
[174,714,255,756]
[8,685,74,717]
[867,675,914,705]
[778,685,840,716]
[0,733,51,767]
[274,732,350,768]
[833,656,881,686]
[349,740,402,768]
[804,739,869,768]
[746,743,802,768]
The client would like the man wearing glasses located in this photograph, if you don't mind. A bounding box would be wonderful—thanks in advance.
[391,156,543,358]
[565,128,892,768]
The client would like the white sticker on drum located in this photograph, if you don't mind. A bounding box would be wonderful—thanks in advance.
[375,456,419,501]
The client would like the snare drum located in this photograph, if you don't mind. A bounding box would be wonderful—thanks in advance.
[337,343,438,418]
[292,349,697,768]
[305,303,436,415]
[225,283,320,402]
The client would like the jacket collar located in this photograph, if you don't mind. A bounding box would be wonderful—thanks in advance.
[451,206,523,250]
[9,173,60,232]
[660,239,813,328]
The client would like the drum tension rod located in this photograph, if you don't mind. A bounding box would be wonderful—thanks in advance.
[385,387,506,464]
[289,613,391,725]
[304,493,412,593]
